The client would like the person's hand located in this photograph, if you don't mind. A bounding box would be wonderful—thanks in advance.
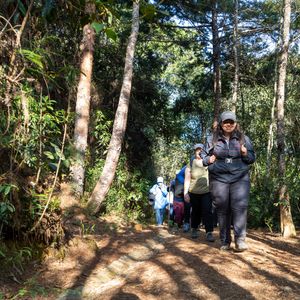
[241,144,248,156]
[209,155,216,164]
[184,193,190,203]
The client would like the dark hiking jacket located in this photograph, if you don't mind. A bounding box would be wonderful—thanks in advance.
[202,133,255,183]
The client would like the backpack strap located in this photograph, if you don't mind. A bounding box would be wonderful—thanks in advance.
[189,155,195,168]
[203,133,219,155]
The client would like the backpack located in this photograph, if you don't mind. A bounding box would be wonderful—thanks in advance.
[173,166,185,199]
[148,191,156,205]
[174,178,184,198]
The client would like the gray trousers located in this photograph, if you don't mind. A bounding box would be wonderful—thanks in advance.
[210,173,250,245]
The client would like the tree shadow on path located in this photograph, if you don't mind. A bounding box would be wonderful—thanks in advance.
[247,231,300,256]
[155,240,256,299]
[56,220,157,299]
[106,232,257,300]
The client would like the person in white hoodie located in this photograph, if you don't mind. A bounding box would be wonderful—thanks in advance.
[149,177,168,226]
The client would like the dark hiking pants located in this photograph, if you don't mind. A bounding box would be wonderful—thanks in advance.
[184,201,191,224]
[210,174,250,245]
[190,192,214,233]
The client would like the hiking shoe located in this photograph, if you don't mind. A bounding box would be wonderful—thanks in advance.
[183,223,190,232]
[206,232,215,242]
[235,241,248,252]
[191,228,198,239]
[168,220,174,227]
[171,222,178,230]
[220,244,231,251]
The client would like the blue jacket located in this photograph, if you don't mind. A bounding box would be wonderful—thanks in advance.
[176,166,186,184]
[172,166,186,202]
[203,133,255,183]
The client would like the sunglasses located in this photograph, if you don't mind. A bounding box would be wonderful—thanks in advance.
[222,119,235,125]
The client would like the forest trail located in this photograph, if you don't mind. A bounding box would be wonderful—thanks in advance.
[1,220,300,300]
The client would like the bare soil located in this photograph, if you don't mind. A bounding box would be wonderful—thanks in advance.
[1,217,300,300]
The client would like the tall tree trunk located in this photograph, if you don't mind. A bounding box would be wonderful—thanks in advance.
[267,18,283,175]
[276,0,296,237]
[88,1,140,214]
[266,74,277,174]
[212,0,221,129]
[231,0,239,113]
[70,2,95,197]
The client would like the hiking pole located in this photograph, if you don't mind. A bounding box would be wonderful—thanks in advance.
[167,182,173,227]
[168,184,171,225]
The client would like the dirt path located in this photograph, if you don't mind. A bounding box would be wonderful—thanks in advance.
[43,225,300,299]
[1,223,300,300]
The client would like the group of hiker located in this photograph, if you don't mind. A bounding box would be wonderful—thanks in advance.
[148,111,256,252]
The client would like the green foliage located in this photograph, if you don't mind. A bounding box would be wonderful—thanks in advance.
[10,276,57,299]
[86,155,152,222]
[0,184,18,196]
[85,159,105,194]
[17,0,27,16]
[91,22,105,34]
[19,49,44,70]
[10,91,67,171]
[140,3,156,21]
[150,136,190,182]
[105,28,117,41]
[91,110,113,154]
[0,242,35,272]
[0,184,18,232]
[105,159,152,223]
[0,201,15,224]
[285,158,300,226]
[28,191,61,218]
[42,0,56,19]
[80,222,95,237]
[85,109,114,194]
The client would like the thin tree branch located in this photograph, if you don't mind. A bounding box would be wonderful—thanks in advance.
[4,0,34,106]
[31,95,71,233]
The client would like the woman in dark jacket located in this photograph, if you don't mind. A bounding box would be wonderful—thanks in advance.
[203,111,255,251]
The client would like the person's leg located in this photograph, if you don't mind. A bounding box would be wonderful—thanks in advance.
[178,202,185,226]
[155,208,162,225]
[230,174,250,250]
[184,201,191,223]
[161,207,166,224]
[200,192,215,242]
[173,201,180,225]
[169,203,174,223]
[212,205,218,227]
[200,192,214,233]
[183,201,191,231]
[190,193,201,238]
[210,180,231,246]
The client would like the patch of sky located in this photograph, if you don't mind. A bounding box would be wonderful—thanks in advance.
[181,114,204,143]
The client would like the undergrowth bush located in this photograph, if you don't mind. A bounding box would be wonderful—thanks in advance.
[0,241,43,272]
[86,155,152,223]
